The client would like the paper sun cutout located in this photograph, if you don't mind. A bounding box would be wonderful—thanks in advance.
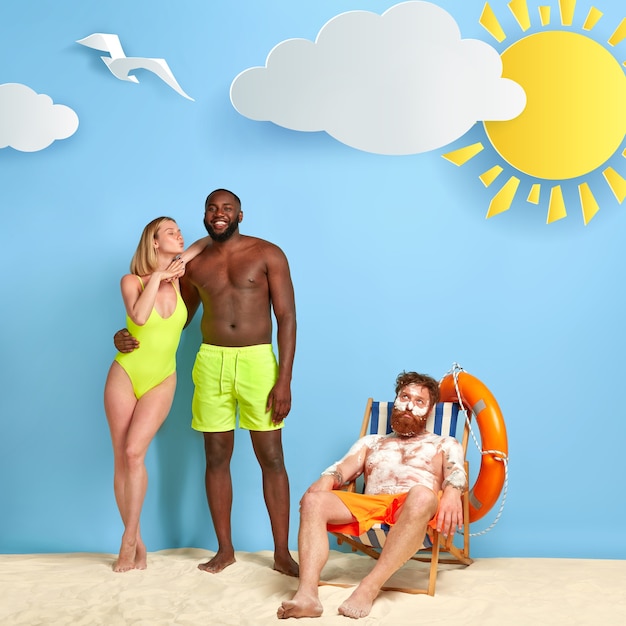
[0,83,79,152]
[443,0,626,225]
[77,33,194,101]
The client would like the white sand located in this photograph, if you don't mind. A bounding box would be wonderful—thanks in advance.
[1,549,624,625]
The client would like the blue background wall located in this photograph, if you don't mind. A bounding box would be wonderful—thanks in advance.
[1,0,625,559]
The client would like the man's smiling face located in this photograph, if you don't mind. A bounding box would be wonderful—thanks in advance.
[204,190,243,242]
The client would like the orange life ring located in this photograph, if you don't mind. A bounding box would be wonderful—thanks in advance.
[439,371,508,523]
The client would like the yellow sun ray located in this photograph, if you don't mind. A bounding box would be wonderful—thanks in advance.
[608,18,626,46]
[583,7,603,31]
[547,186,567,223]
[602,167,626,203]
[447,1,626,225]
[480,3,506,42]
[486,176,520,218]
[441,142,484,165]
[559,0,576,26]
[527,183,541,204]
[508,0,531,31]
[578,183,600,225]
[539,6,551,26]
[479,165,504,187]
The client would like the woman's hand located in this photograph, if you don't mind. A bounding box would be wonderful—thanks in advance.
[158,256,186,282]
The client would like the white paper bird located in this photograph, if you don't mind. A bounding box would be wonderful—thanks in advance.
[77,33,194,101]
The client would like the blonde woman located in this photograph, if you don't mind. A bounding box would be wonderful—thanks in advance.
[104,217,207,572]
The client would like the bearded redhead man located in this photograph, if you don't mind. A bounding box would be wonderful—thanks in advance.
[277,371,466,620]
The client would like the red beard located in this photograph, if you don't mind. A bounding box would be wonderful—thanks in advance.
[390,411,424,437]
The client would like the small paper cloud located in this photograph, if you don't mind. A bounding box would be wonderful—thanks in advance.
[0,83,79,152]
[230,1,526,155]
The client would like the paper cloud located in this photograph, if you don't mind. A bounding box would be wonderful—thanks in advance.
[0,83,79,152]
[230,1,526,155]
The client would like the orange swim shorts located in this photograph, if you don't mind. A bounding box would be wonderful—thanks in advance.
[326,490,439,537]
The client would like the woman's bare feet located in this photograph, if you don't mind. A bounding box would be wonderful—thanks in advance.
[337,584,378,619]
[134,537,147,570]
[277,592,323,619]
[197,549,236,573]
[113,538,136,573]
[274,551,299,577]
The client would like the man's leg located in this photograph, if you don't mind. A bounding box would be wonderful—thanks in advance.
[278,490,354,619]
[338,486,438,619]
[198,431,236,573]
[250,430,299,577]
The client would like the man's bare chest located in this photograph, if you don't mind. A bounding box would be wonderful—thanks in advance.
[367,437,440,469]
[191,255,268,294]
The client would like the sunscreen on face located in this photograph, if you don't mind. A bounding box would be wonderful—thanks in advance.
[394,397,428,417]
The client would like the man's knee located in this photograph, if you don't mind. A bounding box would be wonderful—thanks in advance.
[299,491,328,520]
[203,432,234,468]
[251,431,286,472]
[259,455,287,475]
[402,486,438,519]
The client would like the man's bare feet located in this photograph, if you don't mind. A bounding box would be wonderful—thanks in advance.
[337,585,378,619]
[197,549,236,573]
[273,551,299,577]
[277,594,323,619]
[113,539,136,573]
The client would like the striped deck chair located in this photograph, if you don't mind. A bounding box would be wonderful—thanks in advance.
[329,399,473,595]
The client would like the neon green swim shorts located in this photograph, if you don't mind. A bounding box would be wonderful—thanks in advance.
[191,343,282,432]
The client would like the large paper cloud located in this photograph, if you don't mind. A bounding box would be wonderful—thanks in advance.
[230,1,526,155]
[0,83,79,152]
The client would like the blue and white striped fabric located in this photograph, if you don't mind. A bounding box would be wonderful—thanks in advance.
[352,401,461,549]
[358,523,434,550]
[369,401,461,438]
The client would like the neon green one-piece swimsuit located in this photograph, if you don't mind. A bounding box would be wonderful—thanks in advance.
[115,277,187,399]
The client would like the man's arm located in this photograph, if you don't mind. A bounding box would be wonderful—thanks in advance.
[305,438,370,494]
[113,328,139,353]
[435,439,467,537]
[179,236,210,264]
[265,244,296,424]
[434,485,464,538]
[179,272,202,329]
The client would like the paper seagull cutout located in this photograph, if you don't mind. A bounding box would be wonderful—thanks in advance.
[77,33,194,101]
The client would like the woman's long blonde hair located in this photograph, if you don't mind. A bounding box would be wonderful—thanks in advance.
[130,216,176,275]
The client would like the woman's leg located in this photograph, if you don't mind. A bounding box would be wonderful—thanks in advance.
[104,364,176,571]
[119,373,176,570]
[104,363,138,571]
